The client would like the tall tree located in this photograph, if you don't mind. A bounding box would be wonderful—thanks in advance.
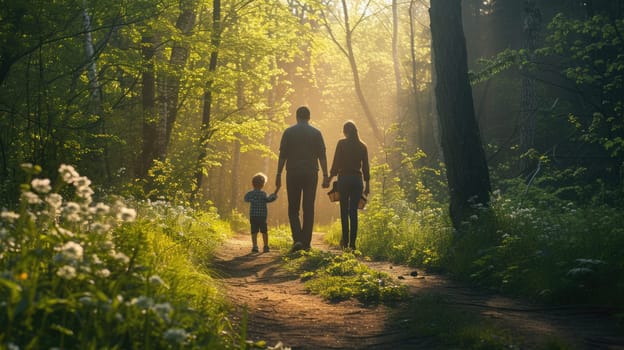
[140,32,158,178]
[391,0,401,97]
[193,0,221,200]
[519,0,541,173]
[320,0,384,145]
[429,0,491,229]
[162,0,198,156]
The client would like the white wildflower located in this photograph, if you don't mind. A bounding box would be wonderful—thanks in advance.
[163,328,188,344]
[90,203,110,216]
[46,193,63,210]
[63,202,82,222]
[111,250,130,264]
[55,227,74,238]
[57,265,77,280]
[79,295,94,305]
[73,176,91,189]
[91,254,102,265]
[130,296,153,309]
[76,186,94,200]
[64,202,81,214]
[65,213,82,223]
[59,164,80,184]
[31,178,51,194]
[91,222,111,234]
[153,302,173,322]
[6,342,20,350]
[57,241,84,262]
[96,269,111,278]
[1,210,20,223]
[21,191,42,205]
[117,207,137,222]
[566,267,593,276]
[575,258,605,265]
[149,275,167,287]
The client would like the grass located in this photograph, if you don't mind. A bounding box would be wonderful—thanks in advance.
[0,164,242,349]
[283,249,408,304]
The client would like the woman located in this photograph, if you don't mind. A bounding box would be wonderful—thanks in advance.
[327,121,370,250]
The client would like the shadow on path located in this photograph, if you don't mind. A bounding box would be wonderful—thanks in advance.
[213,232,624,349]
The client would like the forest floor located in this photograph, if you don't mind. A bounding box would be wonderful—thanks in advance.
[213,232,624,350]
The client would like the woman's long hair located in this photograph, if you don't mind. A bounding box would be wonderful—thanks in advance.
[343,120,360,142]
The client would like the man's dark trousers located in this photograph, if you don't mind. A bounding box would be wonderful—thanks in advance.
[286,169,318,249]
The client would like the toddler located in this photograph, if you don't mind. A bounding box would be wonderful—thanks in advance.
[243,172,278,253]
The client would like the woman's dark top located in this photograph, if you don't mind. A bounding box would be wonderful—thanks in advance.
[329,138,370,181]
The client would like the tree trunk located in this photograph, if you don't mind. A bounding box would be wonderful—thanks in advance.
[82,1,110,181]
[408,0,426,153]
[392,0,401,97]
[519,0,540,174]
[162,0,197,157]
[193,0,220,200]
[429,0,491,229]
[140,33,157,178]
[82,3,102,114]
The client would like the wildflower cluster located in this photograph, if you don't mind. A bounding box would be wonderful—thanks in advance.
[0,164,235,349]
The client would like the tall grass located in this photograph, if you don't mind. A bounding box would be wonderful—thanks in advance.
[0,164,241,349]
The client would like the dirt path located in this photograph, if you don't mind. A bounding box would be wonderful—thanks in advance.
[213,232,624,350]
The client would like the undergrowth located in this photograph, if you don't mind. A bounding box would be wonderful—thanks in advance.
[325,161,624,308]
[0,164,241,349]
[283,250,408,304]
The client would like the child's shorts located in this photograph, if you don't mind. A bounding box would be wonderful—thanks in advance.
[250,216,268,234]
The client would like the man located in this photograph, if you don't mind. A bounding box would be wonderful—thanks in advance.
[275,106,329,251]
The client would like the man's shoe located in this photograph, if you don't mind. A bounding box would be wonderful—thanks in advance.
[290,242,303,252]
[251,246,259,253]
[263,246,270,253]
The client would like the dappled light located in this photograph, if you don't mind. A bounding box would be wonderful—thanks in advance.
[1,0,624,349]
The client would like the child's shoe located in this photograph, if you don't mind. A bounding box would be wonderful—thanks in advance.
[263,246,270,253]
[252,246,259,253]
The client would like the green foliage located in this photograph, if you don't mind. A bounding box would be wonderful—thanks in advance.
[539,14,624,159]
[326,156,453,269]
[228,208,249,234]
[284,250,408,305]
[0,165,241,349]
[454,186,624,306]
[342,153,624,307]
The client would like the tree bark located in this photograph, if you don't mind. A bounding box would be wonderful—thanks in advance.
[82,1,110,181]
[82,2,102,114]
[408,0,426,153]
[429,0,491,229]
[392,0,401,97]
[140,33,157,178]
[519,0,540,174]
[193,0,220,200]
[162,0,197,156]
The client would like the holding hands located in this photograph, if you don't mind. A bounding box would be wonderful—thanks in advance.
[322,175,331,189]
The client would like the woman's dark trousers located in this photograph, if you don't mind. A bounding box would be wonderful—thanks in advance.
[338,175,363,249]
